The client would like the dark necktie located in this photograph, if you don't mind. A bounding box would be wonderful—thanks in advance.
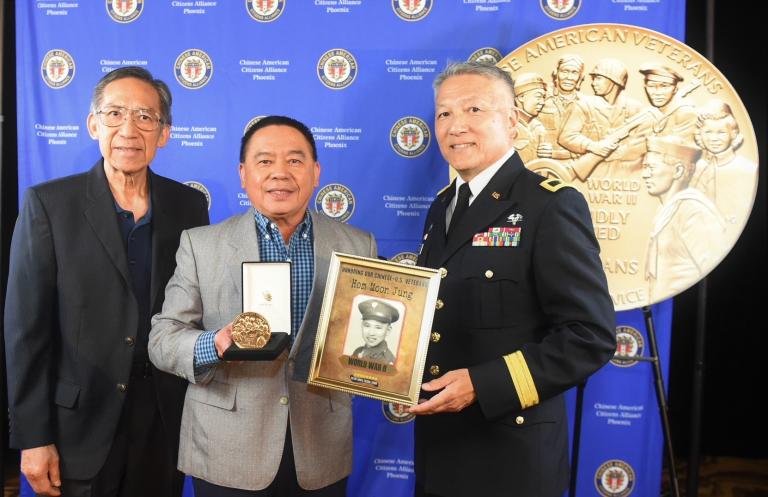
[447,182,471,237]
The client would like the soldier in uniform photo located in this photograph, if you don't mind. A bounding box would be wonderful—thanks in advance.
[350,298,400,365]
[410,61,616,497]
[643,135,725,300]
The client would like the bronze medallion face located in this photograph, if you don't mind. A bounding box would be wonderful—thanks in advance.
[232,312,272,349]
[499,24,758,310]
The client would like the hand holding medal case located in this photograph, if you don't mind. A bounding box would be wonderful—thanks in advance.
[222,262,291,360]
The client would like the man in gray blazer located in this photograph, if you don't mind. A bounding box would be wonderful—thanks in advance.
[148,116,376,496]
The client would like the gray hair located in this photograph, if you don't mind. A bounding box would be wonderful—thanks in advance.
[90,66,173,126]
[433,61,515,100]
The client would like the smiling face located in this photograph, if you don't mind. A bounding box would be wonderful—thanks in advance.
[434,74,518,181]
[361,319,391,348]
[87,77,169,174]
[698,117,734,155]
[239,124,320,228]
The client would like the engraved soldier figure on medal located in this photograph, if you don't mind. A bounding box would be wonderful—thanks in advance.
[512,73,550,164]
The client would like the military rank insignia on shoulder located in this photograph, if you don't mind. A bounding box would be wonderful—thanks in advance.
[539,178,571,193]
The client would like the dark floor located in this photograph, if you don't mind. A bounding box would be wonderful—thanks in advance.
[661,457,768,497]
[4,454,768,497]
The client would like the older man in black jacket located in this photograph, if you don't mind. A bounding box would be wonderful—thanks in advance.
[4,67,209,497]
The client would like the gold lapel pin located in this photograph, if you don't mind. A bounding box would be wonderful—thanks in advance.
[491,192,501,200]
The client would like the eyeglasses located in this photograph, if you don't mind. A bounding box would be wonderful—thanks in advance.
[95,106,164,131]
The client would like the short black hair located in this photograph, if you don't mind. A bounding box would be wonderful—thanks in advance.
[91,66,173,126]
[240,115,317,163]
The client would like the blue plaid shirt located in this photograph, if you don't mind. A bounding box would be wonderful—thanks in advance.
[194,210,315,368]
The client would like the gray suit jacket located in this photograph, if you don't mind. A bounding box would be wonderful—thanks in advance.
[148,209,376,491]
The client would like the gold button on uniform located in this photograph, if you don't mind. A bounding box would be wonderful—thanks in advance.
[431,332,441,343]
[439,267,448,279]
[429,365,440,376]
[124,336,134,346]
[117,383,127,393]
[435,299,444,310]
[279,396,289,405]
[515,416,524,425]
[485,270,494,279]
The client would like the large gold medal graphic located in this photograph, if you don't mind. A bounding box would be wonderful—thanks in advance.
[499,24,758,310]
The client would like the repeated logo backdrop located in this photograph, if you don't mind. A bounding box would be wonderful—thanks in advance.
[17,2,684,496]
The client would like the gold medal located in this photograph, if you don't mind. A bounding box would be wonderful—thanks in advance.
[231,312,272,349]
[498,24,758,309]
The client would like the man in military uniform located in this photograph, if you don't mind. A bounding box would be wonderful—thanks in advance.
[512,72,549,164]
[559,58,647,178]
[537,54,586,162]
[410,61,616,497]
[639,64,699,142]
[351,299,399,365]
[643,136,725,301]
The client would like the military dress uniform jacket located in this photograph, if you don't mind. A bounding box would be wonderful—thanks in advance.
[415,153,616,497]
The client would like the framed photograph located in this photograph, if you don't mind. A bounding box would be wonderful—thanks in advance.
[308,252,441,405]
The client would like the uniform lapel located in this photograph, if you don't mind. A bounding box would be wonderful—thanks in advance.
[83,160,132,289]
[419,181,453,267]
[439,155,524,265]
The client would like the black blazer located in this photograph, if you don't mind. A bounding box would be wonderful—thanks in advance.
[4,161,209,479]
[415,154,616,497]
